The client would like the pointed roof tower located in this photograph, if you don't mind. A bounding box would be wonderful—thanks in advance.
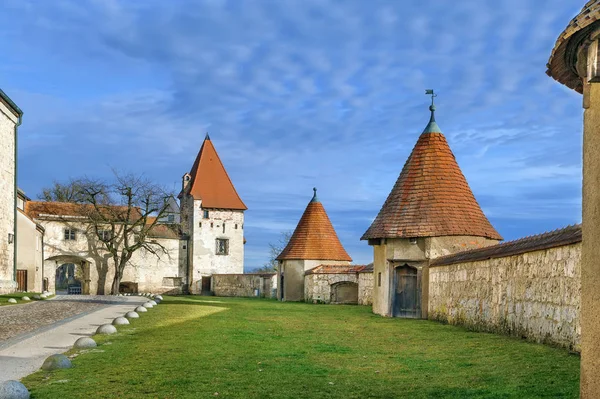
[184,134,247,210]
[362,92,502,241]
[277,188,352,261]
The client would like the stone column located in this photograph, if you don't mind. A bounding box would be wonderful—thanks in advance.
[581,79,600,398]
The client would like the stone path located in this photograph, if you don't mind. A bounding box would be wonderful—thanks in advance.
[0,296,126,342]
[0,295,147,382]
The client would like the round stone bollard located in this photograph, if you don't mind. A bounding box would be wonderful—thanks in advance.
[142,302,153,309]
[112,317,130,326]
[41,354,72,371]
[40,294,47,299]
[96,324,117,335]
[0,380,30,399]
[125,311,139,319]
[33,295,41,300]
[154,298,162,304]
[155,295,163,301]
[7,298,17,304]
[21,296,30,301]
[148,300,157,306]
[73,337,97,349]
[135,306,148,313]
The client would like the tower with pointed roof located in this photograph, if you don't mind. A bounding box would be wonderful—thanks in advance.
[179,134,247,294]
[362,93,502,318]
[276,188,352,301]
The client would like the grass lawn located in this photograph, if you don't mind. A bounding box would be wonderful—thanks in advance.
[22,296,579,398]
[0,292,43,305]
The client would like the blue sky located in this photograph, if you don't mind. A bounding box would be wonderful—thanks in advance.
[0,0,585,270]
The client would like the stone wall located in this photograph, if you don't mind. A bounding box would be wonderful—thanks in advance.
[358,272,373,305]
[305,273,359,303]
[429,242,581,350]
[0,100,17,294]
[212,273,276,298]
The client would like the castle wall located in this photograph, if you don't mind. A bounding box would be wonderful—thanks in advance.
[0,100,18,294]
[212,273,276,298]
[358,272,373,305]
[428,242,581,350]
[280,259,349,302]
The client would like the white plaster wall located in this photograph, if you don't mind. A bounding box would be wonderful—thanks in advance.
[16,211,43,292]
[428,243,581,350]
[0,101,17,293]
[188,199,245,293]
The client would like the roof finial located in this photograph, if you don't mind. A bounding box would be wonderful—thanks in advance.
[422,89,441,133]
[205,132,211,140]
[311,187,319,203]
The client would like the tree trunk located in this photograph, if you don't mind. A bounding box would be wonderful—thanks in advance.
[110,258,127,295]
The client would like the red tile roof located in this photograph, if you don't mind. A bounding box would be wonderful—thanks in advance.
[276,191,352,262]
[184,135,247,210]
[25,201,139,220]
[305,264,372,275]
[362,125,502,241]
[430,224,581,267]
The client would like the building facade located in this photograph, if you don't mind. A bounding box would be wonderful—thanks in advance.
[179,134,247,294]
[0,89,22,294]
[362,100,502,318]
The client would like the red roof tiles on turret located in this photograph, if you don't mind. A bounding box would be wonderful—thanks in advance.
[184,135,247,210]
[362,105,502,241]
[276,189,352,261]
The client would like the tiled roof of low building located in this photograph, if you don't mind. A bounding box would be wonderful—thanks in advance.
[305,264,372,275]
[147,223,181,239]
[25,201,138,220]
[547,0,600,93]
[362,103,502,241]
[430,224,581,267]
[183,134,247,210]
[276,188,352,262]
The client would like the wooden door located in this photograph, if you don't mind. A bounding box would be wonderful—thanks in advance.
[16,269,27,292]
[201,276,212,294]
[393,265,419,318]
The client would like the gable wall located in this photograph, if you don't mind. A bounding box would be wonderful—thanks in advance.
[0,101,17,293]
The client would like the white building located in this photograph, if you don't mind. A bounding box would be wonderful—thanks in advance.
[0,89,22,294]
[179,134,247,294]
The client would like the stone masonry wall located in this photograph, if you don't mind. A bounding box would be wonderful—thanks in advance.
[429,243,581,350]
[358,272,373,305]
[0,101,17,294]
[212,273,276,298]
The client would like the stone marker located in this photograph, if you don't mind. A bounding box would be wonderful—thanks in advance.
[125,311,139,319]
[154,298,162,304]
[21,296,30,301]
[7,298,17,304]
[135,306,148,313]
[142,302,153,309]
[96,324,117,335]
[148,300,157,306]
[73,337,97,349]
[33,295,41,300]
[0,380,30,399]
[155,295,163,301]
[41,354,72,371]
[40,294,47,299]
[112,317,130,326]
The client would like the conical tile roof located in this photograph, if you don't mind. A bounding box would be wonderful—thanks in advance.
[185,135,247,210]
[277,189,352,261]
[362,107,502,241]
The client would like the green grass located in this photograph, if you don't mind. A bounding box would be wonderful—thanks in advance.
[22,296,579,398]
[0,292,43,305]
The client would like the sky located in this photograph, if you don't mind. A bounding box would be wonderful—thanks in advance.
[0,0,586,271]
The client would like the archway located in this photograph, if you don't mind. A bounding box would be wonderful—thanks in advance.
[330,281,358,304]
[46,255,91,295]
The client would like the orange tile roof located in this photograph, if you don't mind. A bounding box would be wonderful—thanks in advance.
[305,264,372,275]
[362,115,502,241]
[277,190,352,261]
[184,135,247,210]
[25,201,140,220]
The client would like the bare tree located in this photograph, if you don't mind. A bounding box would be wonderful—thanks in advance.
[256,231,292,272]
[38,180,87,203]
[40,173,174,294]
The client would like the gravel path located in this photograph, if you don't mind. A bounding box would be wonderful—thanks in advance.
[0,295,131,342]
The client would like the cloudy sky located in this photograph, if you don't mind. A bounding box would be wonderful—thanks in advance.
[0,0,585,270]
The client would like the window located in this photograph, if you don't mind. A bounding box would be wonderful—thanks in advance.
[167,214,175,223]
[409,237,417,245]
[199,222,202,228]
[222,223,226,233]
[98,230,111,241]
[216,238,229,255]
[203,210,210,219]
[235,224,238,230]
[211,223,214,228]
[378,272,382,287]
[64,229,76,241]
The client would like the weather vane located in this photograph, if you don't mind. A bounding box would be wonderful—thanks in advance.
[425,89,437,106]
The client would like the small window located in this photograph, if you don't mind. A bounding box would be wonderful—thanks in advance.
[211,223,214,228]
[378,272,382,287]
[98,230,111,241]
[64,229,76,241]
[223,223,226,233]
[235,224,238,229]
[167,214,175,223]
[203,210,210,219]
[199,222,202,228]
[216,238,229,255]
[409,237,417,245]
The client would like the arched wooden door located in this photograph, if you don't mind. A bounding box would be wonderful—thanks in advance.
[393,265,419,318]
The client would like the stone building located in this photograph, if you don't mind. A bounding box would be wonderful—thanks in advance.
[276,188,352,301]
[304,264,373,305]
[16,189,44,292]
[179,134,247,294]
[361,99,502,318]
[0,89,22,294]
